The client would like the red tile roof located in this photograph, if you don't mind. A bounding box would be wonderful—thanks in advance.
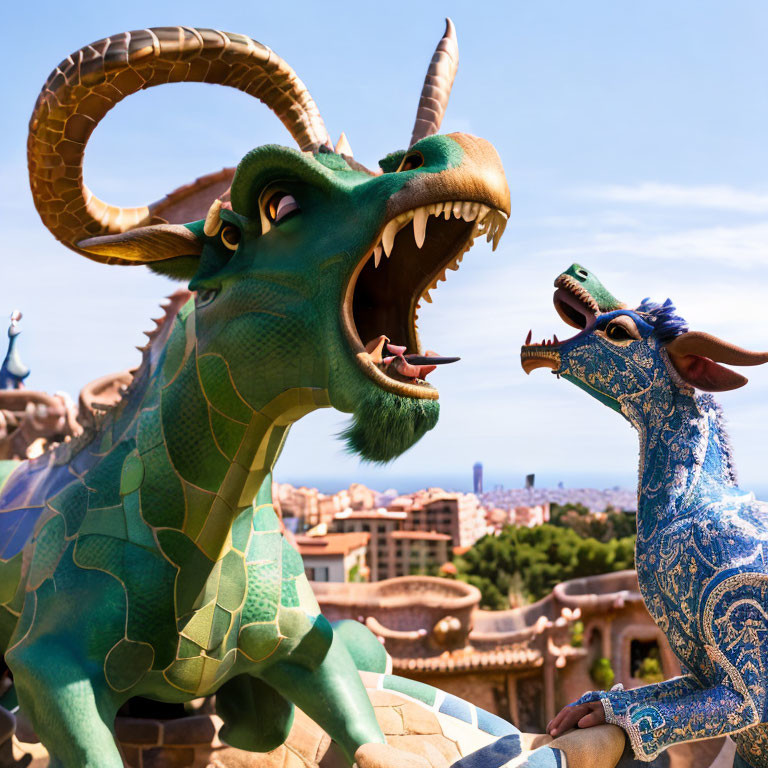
[296,532,370,557]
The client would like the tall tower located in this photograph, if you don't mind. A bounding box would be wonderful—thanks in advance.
[473,462,483,495]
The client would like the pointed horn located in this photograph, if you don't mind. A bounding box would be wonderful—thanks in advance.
[409,18,459,148]
[665,331,768,366]
[335,132,353,158]
[28,27,331,265]
[203,199,223,237]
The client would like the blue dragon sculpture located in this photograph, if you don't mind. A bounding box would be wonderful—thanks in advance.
[522,264,768,767]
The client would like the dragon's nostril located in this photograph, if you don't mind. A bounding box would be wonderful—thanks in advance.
[575,267,589,280]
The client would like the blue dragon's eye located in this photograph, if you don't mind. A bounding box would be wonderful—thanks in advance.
[607,324,633,341]
[603,315,641,343]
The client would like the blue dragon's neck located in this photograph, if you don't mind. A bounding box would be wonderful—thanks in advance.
[622,371,742,537]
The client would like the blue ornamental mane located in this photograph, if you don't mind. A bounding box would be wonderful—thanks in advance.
[636,298,689,344]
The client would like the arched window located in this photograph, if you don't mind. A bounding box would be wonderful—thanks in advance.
[630,639,664,683]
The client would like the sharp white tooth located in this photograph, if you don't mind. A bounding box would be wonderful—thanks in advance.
[477,204,490,222]
[443,202,451,220]
[413,207,428,249]
[492,216,507,251]
[382,220,399,257]
[373,243,383,267]
[452,201,463,218]
[486,213,501,243]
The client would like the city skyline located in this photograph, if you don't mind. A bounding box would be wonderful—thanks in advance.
[2,1,768,495]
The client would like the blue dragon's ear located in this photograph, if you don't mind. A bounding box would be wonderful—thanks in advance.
[666,332,768,392]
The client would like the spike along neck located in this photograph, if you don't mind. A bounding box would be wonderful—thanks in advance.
[137,301,327,558]
[623,378,738,533]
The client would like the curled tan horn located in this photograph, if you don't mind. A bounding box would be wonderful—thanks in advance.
[28,27,331,264]
[665,332,768,366]
[409,18,459,148]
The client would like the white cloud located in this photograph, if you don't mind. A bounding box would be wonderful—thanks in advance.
[536,222,768,268]
[578,182,768,213]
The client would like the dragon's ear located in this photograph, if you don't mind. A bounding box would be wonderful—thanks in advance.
[665,331,768,392]
[77,223,203,280]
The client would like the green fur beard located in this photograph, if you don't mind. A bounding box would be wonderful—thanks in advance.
[341,390,440,463]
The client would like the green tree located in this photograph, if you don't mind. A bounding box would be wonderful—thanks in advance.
[452,524,635,608]
[550,503,637,543]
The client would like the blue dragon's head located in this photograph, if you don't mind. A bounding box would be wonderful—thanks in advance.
[521,264,768,419]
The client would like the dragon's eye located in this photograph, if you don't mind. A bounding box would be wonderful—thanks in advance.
[221,225,241,251]
[607,324,632,341]
[397,151,424,172]
[265,192,300,224]
[604,317,640,344]
[258,189,301,235]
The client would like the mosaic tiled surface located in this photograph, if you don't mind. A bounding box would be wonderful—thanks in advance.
[360,672,567,768]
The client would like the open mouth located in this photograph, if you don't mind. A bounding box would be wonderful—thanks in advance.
[520,273,599,374]
[342,201,508,399]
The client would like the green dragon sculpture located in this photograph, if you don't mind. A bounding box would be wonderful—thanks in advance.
[0,21,510,768]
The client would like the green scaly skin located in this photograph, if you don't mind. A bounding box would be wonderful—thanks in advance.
[0,134,509,767]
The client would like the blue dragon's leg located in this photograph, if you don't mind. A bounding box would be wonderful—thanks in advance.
[570,571,768,763]
[583,680,756,762]
[573,674,701,711]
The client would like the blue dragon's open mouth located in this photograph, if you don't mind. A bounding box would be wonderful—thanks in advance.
[520,273,599,374]
[342,200,507,399]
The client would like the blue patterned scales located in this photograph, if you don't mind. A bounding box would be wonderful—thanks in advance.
[522,265,768,767]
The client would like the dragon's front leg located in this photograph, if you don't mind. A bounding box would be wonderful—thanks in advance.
[260,620,387,763]
[8,638,123,768]
[578,678,758,762]
[548,673,704,738]
[568,673,703,714]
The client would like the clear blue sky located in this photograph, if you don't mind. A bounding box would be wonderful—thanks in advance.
[2,1,768,494]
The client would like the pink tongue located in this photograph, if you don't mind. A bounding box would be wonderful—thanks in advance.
[386,344,437,380]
